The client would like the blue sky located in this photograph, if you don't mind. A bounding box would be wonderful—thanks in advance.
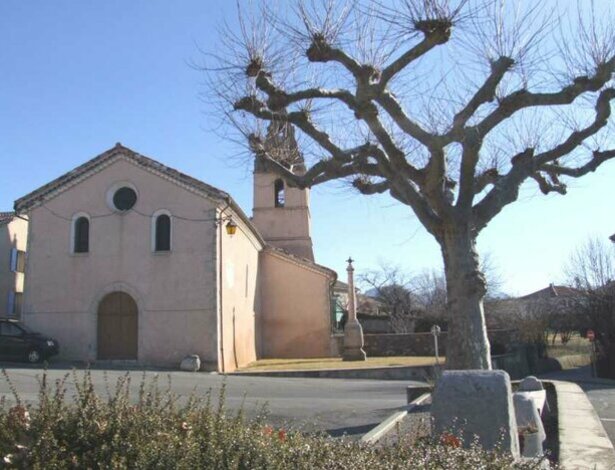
[1,1,614,296]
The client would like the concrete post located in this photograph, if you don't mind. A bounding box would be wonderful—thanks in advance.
[343,257,366,361]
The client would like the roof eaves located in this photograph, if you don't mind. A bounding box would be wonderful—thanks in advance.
[14,144,230,212]
[264,245,337,280]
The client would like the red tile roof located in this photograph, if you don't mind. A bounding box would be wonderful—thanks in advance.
[519,284,582,300]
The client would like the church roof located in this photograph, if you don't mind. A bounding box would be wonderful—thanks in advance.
[14,143,234,212]
[14,143,265,245]
[0,212,15,225]
[264,245,337,281]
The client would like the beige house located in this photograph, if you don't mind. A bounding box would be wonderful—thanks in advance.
[0,213,28,317]
[12,144,336,372]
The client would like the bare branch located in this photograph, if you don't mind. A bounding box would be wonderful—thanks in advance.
[540,149,615,178]
[474,56,615,137]
[375,91,441,148]
[473,147,535,231]
[530,172,567,195]
[534,87,615,165]
[473,168,499,194]
[379,34,448,88]
[450,56,514,133]
[352,177,390,194]
[306,35,363,76]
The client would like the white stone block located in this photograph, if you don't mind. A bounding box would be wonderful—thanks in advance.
[180,354,201,372]
[514,393,545,458]
[518,376,544,391]
[432,370,520,458]
[516,390,547,415]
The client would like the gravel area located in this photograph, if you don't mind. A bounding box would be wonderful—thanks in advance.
[378,398,432,446]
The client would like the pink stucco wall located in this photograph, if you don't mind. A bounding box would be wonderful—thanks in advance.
[252,171,314,261]
[22,157,220,368]
[259,249,334,358]
[0,216,28,316]
[218,212,262,372]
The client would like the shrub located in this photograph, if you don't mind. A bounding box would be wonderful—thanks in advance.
[0,369,544,469]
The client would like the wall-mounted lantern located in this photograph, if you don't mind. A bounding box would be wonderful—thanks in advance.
[225,220,237,236]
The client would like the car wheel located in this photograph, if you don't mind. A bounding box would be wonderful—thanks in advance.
[27,349,41,364]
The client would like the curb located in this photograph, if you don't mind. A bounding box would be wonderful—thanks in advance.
[230,365,436,381]
[548,380,615,469]
[360,393,430,444]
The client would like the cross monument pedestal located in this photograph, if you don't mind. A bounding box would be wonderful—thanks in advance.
[343,257,366,361]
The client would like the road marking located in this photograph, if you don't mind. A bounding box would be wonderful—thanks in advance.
[600,418,615,422]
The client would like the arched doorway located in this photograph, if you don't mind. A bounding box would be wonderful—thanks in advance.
[97,291,138,360]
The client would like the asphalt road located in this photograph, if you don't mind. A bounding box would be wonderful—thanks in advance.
[0,365,421,437]
[583,383,615,444]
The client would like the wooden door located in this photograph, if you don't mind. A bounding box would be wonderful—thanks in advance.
[97,292,138,360]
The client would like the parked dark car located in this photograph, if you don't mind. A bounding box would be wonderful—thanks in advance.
[0,318,59,363]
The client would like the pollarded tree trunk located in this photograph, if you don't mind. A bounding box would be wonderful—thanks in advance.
[218,0,615,370]
[440,225,492,370]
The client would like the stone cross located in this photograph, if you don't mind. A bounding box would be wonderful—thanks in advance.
[343,257,366,361]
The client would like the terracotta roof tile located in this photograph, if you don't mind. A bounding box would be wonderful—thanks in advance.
[519,284,582,299]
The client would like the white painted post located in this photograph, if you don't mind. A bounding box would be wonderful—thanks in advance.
[431,324,441,365]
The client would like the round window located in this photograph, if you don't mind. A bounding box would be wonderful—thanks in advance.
[113,187,137,211]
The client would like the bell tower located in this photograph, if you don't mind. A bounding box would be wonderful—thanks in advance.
[252,124,314,261]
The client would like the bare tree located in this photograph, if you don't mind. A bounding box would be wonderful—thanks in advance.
[486,299,548,346]
[480,252,505,300]
[566,236,615,289]
[565,236,615,377]
[412,269,448,323]
[530,298,583,345]
[207,0,615,369]
[359,265,421,333]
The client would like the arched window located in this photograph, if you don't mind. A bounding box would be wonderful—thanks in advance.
[152,210,172,252]
[274,179,285,207]
[73,216,89,253]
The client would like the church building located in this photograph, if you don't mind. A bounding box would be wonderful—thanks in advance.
[11,143,336,372]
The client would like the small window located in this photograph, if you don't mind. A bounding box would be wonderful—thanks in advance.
[16,250,26,273]
[113,187,137,211]
[155,214,171,252]
[9,248,25,273]
[74,217,89,253]
[274,179,285,207]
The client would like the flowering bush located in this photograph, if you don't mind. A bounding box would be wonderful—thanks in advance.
[0,370,545,469]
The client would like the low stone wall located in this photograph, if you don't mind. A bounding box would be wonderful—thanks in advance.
[332,329,518,357]
[232,365,436,381]
[363,332,440,356]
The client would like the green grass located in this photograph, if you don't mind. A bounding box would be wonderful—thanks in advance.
[546,333,592,369]
[546,333,592,359]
